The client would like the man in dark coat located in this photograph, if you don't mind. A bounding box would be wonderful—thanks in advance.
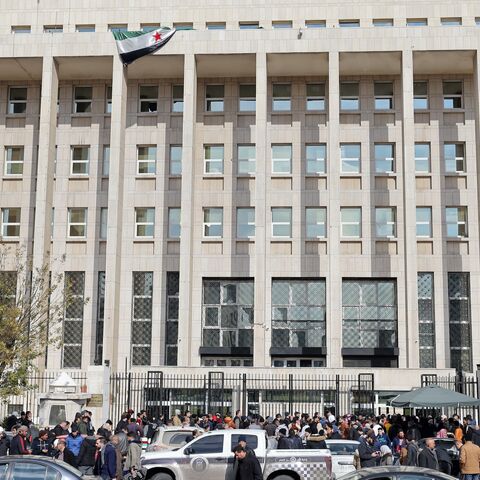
[9,425,30,455]
[31,429,53,456]
[418,438,439,470]
[77,436,97,476]
[233,445,262,480]
[54,440,78,468]
[358,432,380,468]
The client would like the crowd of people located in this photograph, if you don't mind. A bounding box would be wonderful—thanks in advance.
[1,408,480,479]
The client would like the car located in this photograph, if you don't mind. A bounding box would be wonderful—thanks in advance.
[337,466,456,480]
[0,455,83,479]
[326,439,360,477]
[417,438,460,476]
[146,425,204,452]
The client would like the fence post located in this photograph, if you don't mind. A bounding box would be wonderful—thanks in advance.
[335,375,340,416]
[242,374,247,414]
[288,374,293,415]
[126,372,132,410]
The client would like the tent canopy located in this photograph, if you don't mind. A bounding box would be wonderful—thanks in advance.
[390,384,480,408]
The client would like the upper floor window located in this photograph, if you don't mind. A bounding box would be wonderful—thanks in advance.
[137,146,156,175]
[341,207,361,238]
[206,22,226,30]
[415,143,431,174]
[105,85,112,113]
[446,207,468,238]
[168,208,181,238]
[108,24,128,33]
[272,21,292,29]
[71,146,90,175]
[444,143,465,173]
[236,207,255,239]
[441,17,462,26]
[373,19,393,27]
[306,207,327,238]
[238,145,256,175]
[374,82,394,110]
[170,145,182,175]
[239,22,260,29]
[272,84,291,111]
[11,26,31,34]
[375,144,394,173]
[204,145,224,174]
[76,24,95,32]
[414,81,428,110]
[339,19,359,28]
[340,82,359,110]
[100,208,108,240]
[306,144,326,174]
[443,81,463,109]
[239,84,256,112]
[68,208,87,238]
[8,87,27,114]
[172,85,184,112]
[5,147,24,176]
[305,20,326,28]
[1,208,21,238]
[205,85,224,112]
[340,143,361,174]
[141,24,160,32]
[271,207,292,238]
[44,25,63,33]
[407,18,427,26]
[306,83,325,111]
[139,85,158,113]
[416,207,432,238]
[272,144,292,174]
[173,22,193,30]
[74,86,92,113]
[375,207,396,238]
[102,146,110,177]
[203,207,223,238]
[135,207,155,238]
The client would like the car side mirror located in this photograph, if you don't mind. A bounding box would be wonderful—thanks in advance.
[184,447,192,455]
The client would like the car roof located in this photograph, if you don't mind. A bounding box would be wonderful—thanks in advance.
[0,455,58,462]
[340,466,456,480]
[326,439,360,444]
[160,426,203,431]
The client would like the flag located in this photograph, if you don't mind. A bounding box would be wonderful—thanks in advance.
[112,27,176,66]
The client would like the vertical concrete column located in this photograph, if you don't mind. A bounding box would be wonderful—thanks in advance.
[103,54,128,370]
[401,49,419,368]
[177,54,197,366]
[327,51,342,368]
[254,52,267,367]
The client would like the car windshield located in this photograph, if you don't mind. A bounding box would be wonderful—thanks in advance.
[435,440,455,449]
[327,442,358,455]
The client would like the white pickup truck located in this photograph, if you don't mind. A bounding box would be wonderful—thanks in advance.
[141,429,332,480]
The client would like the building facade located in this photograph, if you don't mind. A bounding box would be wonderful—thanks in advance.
[1,0,480,390]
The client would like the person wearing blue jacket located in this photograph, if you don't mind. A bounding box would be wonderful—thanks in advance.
[66,425,84,457]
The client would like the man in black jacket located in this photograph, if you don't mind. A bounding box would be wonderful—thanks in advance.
[233,445,262,480]
[9,426,30,455]
[77,436,97,476]
[418,438,439,470]
[358,432,380,468]
[54,440,78,468]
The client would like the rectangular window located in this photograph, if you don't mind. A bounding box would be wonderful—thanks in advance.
[135,207,155,238]
[105,85,112,113]
[305,20,326,28]
[340,82,359,110]
[375,207,396,238]
[204,145,224,174]
[272,21,292,29]
[68,208,87,238]
[373,19,393,27]
[441,17,462,26]
[407,18,427,26]
[139,85,158,113]
[172,84,184,112]
[76,24,95,32]
[100,208,108,240]
[71,146,90,175]
[102,145,110,177]
[416,207,432,238]
[239,22,260,29]
[11,26,31,34]
[202,279,254,349]
[73,86,92,113]
[203,207,223,238]
[272,207,292,238]
[306,207,326,238]
[306,144,326,174]
[131,272,153,366]
[272,144,292,174]
[415,143,430,173]
[170,145,182,175]
[341,207,361,238]
[418,273,436,368]
[141,24,160,32]
[238,144,256,174]
[95,272,105,365]
[63,272,85,368]
[1,208,21,237]
[173,22,193,30]
[476,18,480,26]
[374,144,394,173]
[340,143,361,174]
[272,83,291,111]
[168,208,181,238]
[236,207,255,239]
[8,87,27,114]
[44,25,63,33]
[306,83,325,111]
[339,19,360,28]
[443,81,463,109]
[137,146,156,175]
[108,24,128,32]
[444,143,465,173]
[374,82,394,110]
[414,81,428,110]
[5,146,24,176]
[205,84,224,112]
[206,22,226,30]
[165,272,180,365]
[239,84,256,111]
[446,207,468,238]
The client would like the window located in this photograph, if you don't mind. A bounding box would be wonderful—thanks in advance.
[441,17,462,26]
[44,25,63,33]
[306,207,326,238]
[204,145,224,174]
[102,145,110,177]
[206,22,226,30]
[272,207,292,238]
[272,21,292,29]
[305,20,326,28]
[76,24,95,32]
[139,85,158,113]
[418,273,436,368]
[415,143,430,173]
[168,208,181,238]
[414,81,428,110]
[165,272,180,365]
[340,143,361,174]
[407,18,427,26]
[237,207,255,238]
[189,435,224,454]
[11,25,31,34]
[100,208,108,240]
[8,87,27,114]
[71,146,90,175]
[173,22,193,30]
[340,82,359,110]
[5,146,24,176]
[11,461,50,478]
[306,83,325,111]
[272,83,291,111]
[374,144,394,173]
[375,207,396,238]
[108,24,128,32]
[476,17,480,26]
[137,146,156,175]
[131,272,153,366]
[239,84,256,111]
[231,435,259,450]
[446,207,467,238]
[239,22,260,29]
[172,85,184,112]
[1,208,21,237]
[339,19,360,28]
[341,207,361,238]
[444,143,465,173]
[238,145,256,174]
[205,84,224,112]
[416,207,432,238]
[74,86,92,113]
[68,208,87,238]
[374,82,394,110]
[135,207,155,238]
[95,272,105,365]
[306,144,326,174]
[202,279,254,349]
[443,81,463,109]
[141,24,160,32]
[170,145,182,175]
[105,85,112,113]
[373,19,393,27]
[203,208,223,238]
[271,144,292,174]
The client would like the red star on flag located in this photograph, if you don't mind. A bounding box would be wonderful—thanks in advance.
[152,31,162,42]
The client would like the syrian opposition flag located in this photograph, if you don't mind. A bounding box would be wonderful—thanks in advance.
[113,27,176,66]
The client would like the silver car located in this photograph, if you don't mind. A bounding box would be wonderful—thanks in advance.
[326,439,360,477]
[0,455,83,479]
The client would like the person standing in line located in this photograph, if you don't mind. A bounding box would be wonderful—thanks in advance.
[418,438,439,470]
[460,429,480,480]
[233,445,262,480]
[9,425,30,455]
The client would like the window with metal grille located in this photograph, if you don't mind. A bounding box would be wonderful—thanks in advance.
[418,273,435,368]
[448,272,472,372]
[342,279,397,349]
[95,272,105,365]
[202,279,254,349]
[165,272,179,365]
[63,272,85,368]
[271,279,326,349]
[131,272,153,366]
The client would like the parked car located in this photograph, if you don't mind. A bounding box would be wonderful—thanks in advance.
[146,425,204,452]
[337,466,456,480]
[0,455,83,479]
[417,438,460,476]
[326,439,359,477]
